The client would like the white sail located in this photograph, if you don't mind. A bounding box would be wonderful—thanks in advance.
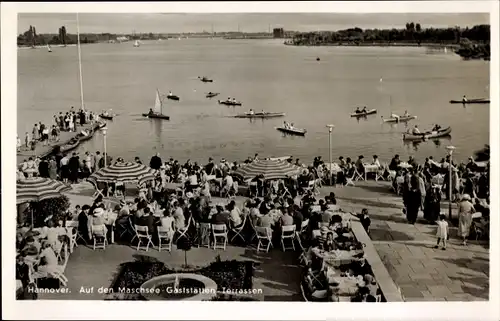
[154,90,162,114]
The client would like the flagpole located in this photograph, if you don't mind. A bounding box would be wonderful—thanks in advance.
[76,13,85,112]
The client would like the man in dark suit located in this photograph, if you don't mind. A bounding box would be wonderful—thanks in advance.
[149,153,162,170]
[211,205,229,226]
[68,152,80,184]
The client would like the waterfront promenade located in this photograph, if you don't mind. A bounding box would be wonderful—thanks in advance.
[38,180,488,301]
[16,122,98,166]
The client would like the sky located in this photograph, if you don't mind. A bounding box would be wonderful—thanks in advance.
[18,13,489,34]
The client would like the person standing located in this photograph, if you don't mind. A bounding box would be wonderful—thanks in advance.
[95,151,102,171]
[48,156,58,180]
[457,194,476,246]
[423,185,441,223]
[405,174,421,224]
[434,214,449,250]
[68,152,80,184]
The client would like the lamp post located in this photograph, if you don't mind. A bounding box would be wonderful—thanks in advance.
[326,124,335,185]
[102,127,108,167]
[446,145,456,220]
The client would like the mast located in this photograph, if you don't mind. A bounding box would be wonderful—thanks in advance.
[76,13,85,112]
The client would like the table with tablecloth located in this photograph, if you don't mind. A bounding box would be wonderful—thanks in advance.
[311,247,363,267]
[325,265,363,296]
[363,164,381,181]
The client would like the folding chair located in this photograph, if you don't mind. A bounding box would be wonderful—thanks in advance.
[134,225,154,251]
[471,212,484,240]
[249,217,259,243]
[212,224,228,250]
[175,216,192,242]
[91,225,108,250]
[248,181,258,198]
[375,167,385,181]
[90,180,106,199]
[157,226,174,252]
[65,220,84,252]
[281,225,296,252]
[345,169,356,187]
[223,181,239,199]
[119,216,137,243]
[229,214,247,243]
[387,168,397,182]
[255,226,273,253]
[354,168,364,181]
[295,219,309,252]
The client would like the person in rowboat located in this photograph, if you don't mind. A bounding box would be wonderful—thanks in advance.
[462,95,468,103]
[362,106,367,113]
[148,108,154,115]
[290,123,295,129]
[168,91,173,97]
[404,110,409,117]
[391,113,400,122]
[248,109,254,116]
[232,98,236,103]
[432,124,442,131]
[355,107,361,114]
[261,109,266,115]
[412,125,421,135]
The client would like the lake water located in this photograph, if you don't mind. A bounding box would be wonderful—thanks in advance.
[18,39,489,164]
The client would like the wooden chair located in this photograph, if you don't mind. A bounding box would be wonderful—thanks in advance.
[212,224,228,250]
[281,225,296,252]
[229,214,247,243]
[91,225,108,250]
[157,225,174,252]
[134,225,154,251]
[65,220,84,252]
[255,226,273,253]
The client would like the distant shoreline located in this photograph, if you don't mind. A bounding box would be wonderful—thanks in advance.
[284,42,460,49]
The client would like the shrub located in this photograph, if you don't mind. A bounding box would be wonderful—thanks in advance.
[30,195,70,227]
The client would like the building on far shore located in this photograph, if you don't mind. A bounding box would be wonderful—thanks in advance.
[273,28,285,38]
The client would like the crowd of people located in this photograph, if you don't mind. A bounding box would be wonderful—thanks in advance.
[17,106,100,153]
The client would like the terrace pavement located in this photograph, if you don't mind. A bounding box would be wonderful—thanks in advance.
[39,180,489,301]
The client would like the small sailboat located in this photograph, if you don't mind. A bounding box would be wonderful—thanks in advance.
[47,44,52,53]
[142,89,170,120]
[133,40,140,47]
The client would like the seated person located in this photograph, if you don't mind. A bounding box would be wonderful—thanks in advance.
[211,204,230,227]
[412,125,421,135]
[372,155,381,168]
[361,106,367,113]
[35,240,59,275]
[257,211,274,228]
[355,107,361,114]
[355,155,365,174]
[388,154,401,171]
[227,201,243,228]
[279,208,294,226]
[322,232,336,252]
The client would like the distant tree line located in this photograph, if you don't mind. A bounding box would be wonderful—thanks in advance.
[289,23,490,60]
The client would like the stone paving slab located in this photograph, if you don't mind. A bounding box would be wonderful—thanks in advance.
[320,182,489,302]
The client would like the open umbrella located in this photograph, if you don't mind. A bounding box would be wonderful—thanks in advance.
[87,161,156,185]
[17,177,72,227]
[16,177,72,205]
[232,159,301,181]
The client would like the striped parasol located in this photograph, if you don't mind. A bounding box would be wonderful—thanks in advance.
[232,159,301,181]
[17,177,72,205]
[87,161,156,185]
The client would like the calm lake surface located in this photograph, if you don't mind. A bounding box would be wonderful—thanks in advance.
[18,39,489,164]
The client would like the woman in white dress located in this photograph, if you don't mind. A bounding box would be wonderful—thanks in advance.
[457,194,475,246]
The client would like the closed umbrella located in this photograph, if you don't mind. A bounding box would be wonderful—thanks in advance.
[87,161,156,196]
[232,159,301,181]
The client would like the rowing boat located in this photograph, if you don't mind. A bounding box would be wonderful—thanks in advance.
[449,98,490,104]
[142,113,170,120]
[350,109,377,117]
[382,115,417,123]
[276,126,307,136]
[97,121,107,129]
[200,77,213,83]
[167,95,180,101]
[403,126,452,141]
[206,92,220,98]
[233,112,285,119]
[60,138,80,154]
[99,114,113,120]
[218,100,242,106]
